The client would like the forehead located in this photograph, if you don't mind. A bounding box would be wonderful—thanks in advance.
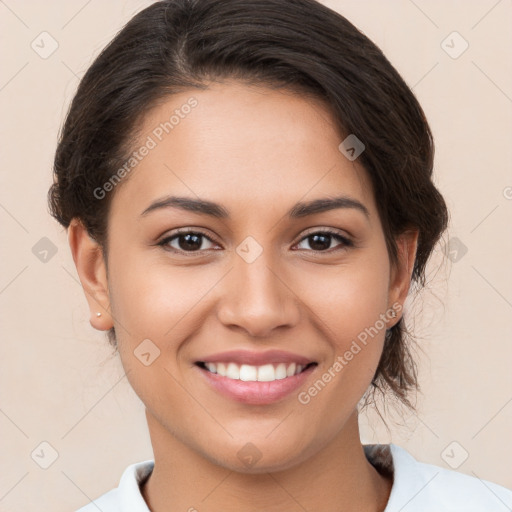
[110,80,376,221]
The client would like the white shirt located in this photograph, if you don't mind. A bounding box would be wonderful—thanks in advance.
[75,443,512,511]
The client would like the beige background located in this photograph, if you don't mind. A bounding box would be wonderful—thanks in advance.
[1,0,511,510]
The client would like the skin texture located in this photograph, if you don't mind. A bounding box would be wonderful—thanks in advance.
[68,80,418,511]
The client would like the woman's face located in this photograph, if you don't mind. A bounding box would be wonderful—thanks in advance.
[76,80,416,472]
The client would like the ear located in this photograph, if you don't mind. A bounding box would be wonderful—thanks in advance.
[68,218,113,331]
[387,229,419,327]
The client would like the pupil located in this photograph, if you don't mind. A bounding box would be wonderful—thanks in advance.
[310,233,330,251]
[180,233,201,251]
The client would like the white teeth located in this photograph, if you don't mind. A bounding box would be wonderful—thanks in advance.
[225,362,240,379]
[257,364,276,382]
[202,361,308,381]
[205,362,217,373]
[239,364,258,381]
[275,363,287,380]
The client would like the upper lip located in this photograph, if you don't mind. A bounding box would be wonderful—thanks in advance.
[196,349,315,366]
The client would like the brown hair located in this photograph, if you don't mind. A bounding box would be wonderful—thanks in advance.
[48,0,449,412]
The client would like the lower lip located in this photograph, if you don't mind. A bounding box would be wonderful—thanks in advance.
[197,364,316,405]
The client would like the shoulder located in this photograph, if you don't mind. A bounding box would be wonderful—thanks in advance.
[74,459,154,512]
[365,443,512,512]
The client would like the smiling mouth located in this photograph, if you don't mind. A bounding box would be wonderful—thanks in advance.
[195,361,317,382]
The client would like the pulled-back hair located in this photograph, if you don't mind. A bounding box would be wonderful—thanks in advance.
[48,0,449,412]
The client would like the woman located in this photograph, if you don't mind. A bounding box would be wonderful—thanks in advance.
[48,0,512,510]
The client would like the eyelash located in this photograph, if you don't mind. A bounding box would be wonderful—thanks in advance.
[157,227,353,256]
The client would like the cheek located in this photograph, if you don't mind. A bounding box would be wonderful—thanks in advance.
[107,245,217,343]
[298,249,391,347]
[293,247,391,407]
[106,253,208,416]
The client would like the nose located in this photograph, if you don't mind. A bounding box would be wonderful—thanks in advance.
[216,247,301,338]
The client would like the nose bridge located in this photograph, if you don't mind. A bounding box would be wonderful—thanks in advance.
[217,236,299,336]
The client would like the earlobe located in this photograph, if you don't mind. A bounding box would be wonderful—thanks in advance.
[68,219,113,331]
[387,229,419,327]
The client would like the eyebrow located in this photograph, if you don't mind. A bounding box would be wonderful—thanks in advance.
[140,195,370,220]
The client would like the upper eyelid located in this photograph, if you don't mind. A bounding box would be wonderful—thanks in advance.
[297,227,350,239]
[160,227,217,242]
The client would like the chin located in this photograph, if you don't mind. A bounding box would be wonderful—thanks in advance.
[203,435,315,475]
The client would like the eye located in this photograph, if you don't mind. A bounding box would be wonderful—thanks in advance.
[294,229,353,252]
[157,228,353,255]
[158,229,218,254]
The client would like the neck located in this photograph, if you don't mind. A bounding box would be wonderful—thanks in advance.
[141,409,392,512]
